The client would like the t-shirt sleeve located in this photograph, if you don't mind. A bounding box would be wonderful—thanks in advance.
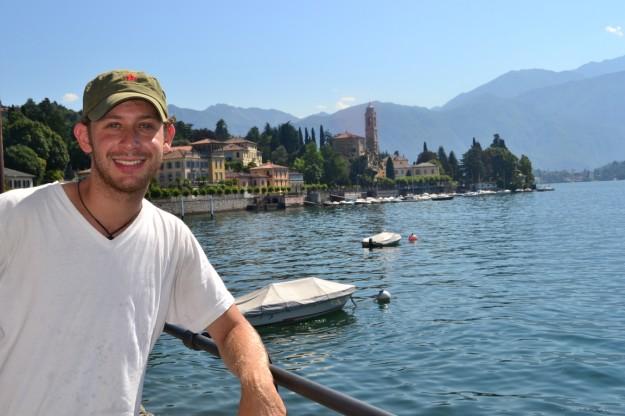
[166,229,234,332]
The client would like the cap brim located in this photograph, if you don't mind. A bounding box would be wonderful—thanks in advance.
[87,92,168,122]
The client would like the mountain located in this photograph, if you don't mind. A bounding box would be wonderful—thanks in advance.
[443,54,625,110]
[168,103,298,135]
[170,55,625,170]
[441,69,584,110]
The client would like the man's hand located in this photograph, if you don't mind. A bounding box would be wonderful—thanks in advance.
[208,305,287,415]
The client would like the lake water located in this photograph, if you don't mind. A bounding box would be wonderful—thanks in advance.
[143,181,625,415]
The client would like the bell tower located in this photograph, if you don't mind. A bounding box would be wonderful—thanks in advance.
[365,103,379,158]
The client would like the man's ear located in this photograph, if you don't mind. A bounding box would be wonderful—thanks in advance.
[164,123,175,153]
[73,122,93,154]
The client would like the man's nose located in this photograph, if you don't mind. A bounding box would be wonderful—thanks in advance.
[119,128,141,148]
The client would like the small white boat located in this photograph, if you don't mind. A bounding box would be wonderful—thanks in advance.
[431,193,454,201]
[362,231,401,248]
[235,277,356,327]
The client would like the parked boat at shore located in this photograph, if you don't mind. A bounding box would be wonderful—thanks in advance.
[431,193,454,201]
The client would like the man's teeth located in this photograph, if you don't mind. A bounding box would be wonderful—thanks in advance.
[115,160,143,166]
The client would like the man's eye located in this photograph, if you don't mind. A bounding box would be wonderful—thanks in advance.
[139,123,157,130]
[106,122,122,129]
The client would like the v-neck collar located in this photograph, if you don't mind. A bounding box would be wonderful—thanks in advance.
[54,182,145,246]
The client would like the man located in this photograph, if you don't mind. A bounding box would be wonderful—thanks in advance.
[0,70,286,415]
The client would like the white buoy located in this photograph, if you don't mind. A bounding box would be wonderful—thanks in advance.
[375,289,391,303]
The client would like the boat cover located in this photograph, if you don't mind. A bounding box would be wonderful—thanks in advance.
[362,232,401,245]
[235,277,356,315]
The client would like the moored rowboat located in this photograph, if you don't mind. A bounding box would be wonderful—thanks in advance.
[235,277,356,326]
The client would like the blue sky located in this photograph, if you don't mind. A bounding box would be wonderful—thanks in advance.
[1,0,624,117]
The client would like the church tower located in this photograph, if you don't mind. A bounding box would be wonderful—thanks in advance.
[365,103,379,158]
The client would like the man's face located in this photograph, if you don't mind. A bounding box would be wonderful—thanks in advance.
[81,99,172,194]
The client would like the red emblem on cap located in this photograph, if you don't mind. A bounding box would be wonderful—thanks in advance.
[126,73,138,81]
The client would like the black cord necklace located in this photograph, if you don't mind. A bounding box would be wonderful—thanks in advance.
[76,180,141,240]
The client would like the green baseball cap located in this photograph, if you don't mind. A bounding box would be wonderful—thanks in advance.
[82,69,169,122]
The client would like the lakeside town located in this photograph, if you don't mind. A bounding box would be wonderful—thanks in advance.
[2,100,537,212]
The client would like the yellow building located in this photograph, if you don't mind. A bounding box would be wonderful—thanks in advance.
[159,146,208,187]
[392,154,410,177]
[249,162,289,189]
[410,162,440,176]
[189,138,227,183]
[223,137,262,167]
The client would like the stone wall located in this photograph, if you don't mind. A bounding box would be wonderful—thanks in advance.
[152,194,250,216]
[153,193,306,215]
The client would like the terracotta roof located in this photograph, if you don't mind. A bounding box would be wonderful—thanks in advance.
[225,137,255,145]
[226,171,266,179]
[190,138,222,145]
[170,145,192,152]
[163,146,198,160]
[333,131,364,140]
[250,162,288,170]
[223,144,244,151]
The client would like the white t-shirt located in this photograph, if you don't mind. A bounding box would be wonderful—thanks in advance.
[0,183,234,415]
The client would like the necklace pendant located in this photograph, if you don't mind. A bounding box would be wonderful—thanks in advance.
[107,235,114,240]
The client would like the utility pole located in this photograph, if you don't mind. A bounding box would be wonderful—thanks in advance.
[0,106,6,193]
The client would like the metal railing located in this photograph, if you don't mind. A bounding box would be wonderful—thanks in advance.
[163,323,394,416]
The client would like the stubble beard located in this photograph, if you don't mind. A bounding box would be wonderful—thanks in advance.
[89,144,161,196]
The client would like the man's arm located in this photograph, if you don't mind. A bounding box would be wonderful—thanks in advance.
[207,305,286,416]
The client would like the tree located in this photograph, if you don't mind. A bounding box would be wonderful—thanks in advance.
[245,126,261,143]
[5,144,46,184]
[271,145,289,166]
[448,151,460,181]
[259,123,274,162]
[518,155,535,187]
[461,138,484,186]
[319,125,325,147]
[301,142,324,183]
[416,141,437,164]
[491,133,507,149]
[215,119,230,141]
[297,127,304,148]
[483,145,518,189]
[385,157,395,179]
[304,127,309,144]
[311,127,316,145]
[321,145,349,185]
[190,128,215,141]
[437,146,449,175]
[6,115,69,176]
[277,122,299,155]
[350,155,374,186]
[292,157,305,174]
[172,120,194,146]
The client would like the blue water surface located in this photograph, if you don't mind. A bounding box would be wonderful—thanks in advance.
[143,181,625,415]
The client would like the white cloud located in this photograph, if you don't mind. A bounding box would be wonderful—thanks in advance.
[336,96,356,110]
[62,92,79,103]
[316,104,327,110]
[605,25,623,37]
